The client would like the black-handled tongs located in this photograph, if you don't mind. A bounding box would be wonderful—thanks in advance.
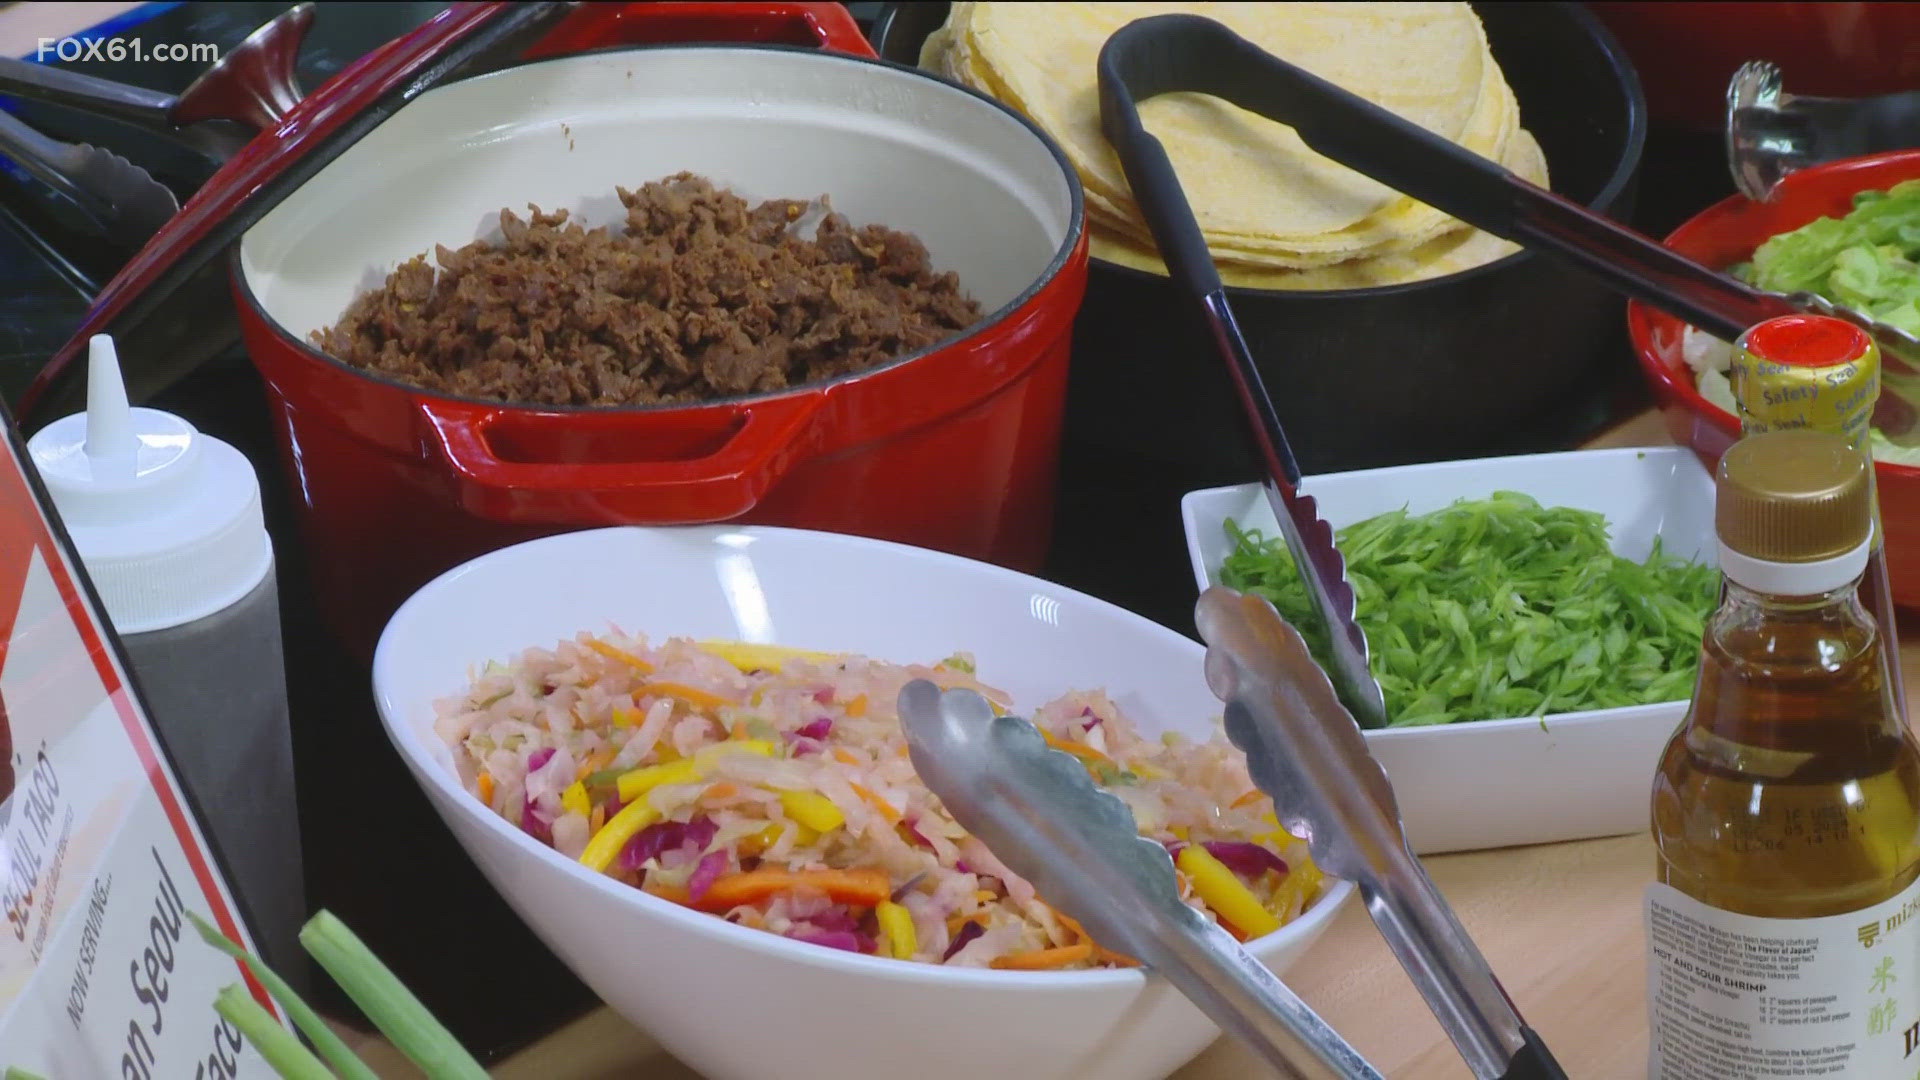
[1097,18,1567,1080]
[1093,14,1920,398]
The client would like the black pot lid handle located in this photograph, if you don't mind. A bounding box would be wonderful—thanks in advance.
[16,1,578,426]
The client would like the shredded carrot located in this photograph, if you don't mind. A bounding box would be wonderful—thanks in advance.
[990,942,1094,970]
[847,782,901,825]
[586,638,655,673]
[1231,789,1266,810]
[1046,903,1136,964]
[1045,904,1088,945]
[476,772,494,805]
[636,681,732,712]
[831,748,862,767]
[729,720,747,740]
[1041,728,1109,763]
[845,693,868,718]
[669,868,892,913]
[588,804,606,835]
[702,782,739,802]
[575,748,617,782]
[945,912,986,935]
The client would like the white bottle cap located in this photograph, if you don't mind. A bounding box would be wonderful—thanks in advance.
[26,335,272,634]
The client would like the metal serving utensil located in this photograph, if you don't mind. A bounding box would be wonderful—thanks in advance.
[1095,14,1920,441]
[0,108,178,239]
[1727,59,1920,203]
[1194,587,1565,1080]
[0,3,315,163]
[895,679,1380,1080]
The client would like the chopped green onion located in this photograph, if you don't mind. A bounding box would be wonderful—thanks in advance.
[6,1068,50,1080]
[1220,492,1717,728]
[186,910,378,1080]
[299,910,489,1080]
[214,984,333,1080]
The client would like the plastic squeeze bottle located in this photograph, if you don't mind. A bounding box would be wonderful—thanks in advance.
[1649,429,1920,1078]
[26,335,305,984]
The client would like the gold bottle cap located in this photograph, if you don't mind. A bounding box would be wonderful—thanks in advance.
[1717,429,1872,563]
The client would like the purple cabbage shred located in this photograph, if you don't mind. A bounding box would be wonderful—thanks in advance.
[942,920,985,961]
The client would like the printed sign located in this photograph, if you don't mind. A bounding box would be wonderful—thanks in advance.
[0,412,275,1076]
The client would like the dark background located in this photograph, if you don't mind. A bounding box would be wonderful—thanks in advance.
[0,1,1734,1061]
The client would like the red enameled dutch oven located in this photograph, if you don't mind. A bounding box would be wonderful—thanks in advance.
[1632,150,1920,609]
[230,6,1088,657]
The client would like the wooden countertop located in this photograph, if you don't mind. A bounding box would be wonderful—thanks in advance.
[334,411,1762,1078]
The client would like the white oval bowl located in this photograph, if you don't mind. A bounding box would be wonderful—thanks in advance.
[1183,445,1717,855]
[373,525,1353,1080]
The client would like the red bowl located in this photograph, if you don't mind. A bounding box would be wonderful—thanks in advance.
[1631,150,1920,608]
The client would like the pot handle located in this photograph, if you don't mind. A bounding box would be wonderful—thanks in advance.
[416,393,826,526]
[529,2,875,60]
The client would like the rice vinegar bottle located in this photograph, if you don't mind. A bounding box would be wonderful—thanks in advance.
[1650,429,1920,1078]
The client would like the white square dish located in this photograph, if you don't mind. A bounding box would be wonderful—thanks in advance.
[1181,446,1718,854]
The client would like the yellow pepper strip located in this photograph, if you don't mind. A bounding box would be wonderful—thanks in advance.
[636,681,732,712]
[778,789,846,833]
[616,759,703,802]
[585,638,654,673]
[876,900,917,960]
[699,740,776,761]
[1176,845,1281,939]
[611,706,637,728]
[560,781,590,819]
[580,801,661,872]
[1040,728,1109,764]
[1130,762,1166,781]
[612,741,775,803]
[476,772,494,806]
[735,821,818,856]
[737,823,785,857]
[698,641,837,673]
[1271,858,1325,917]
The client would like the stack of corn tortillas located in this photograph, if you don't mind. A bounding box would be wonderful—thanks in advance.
[921,2,1547,290]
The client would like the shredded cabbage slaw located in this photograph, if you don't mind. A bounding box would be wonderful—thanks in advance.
[435,635,1323,969]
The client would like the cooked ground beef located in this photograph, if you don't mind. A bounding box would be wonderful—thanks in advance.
[310,173,984,406]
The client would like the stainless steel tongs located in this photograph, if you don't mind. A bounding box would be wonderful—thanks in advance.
[1194,588,1565,1079]
[895,679,1381,1079]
